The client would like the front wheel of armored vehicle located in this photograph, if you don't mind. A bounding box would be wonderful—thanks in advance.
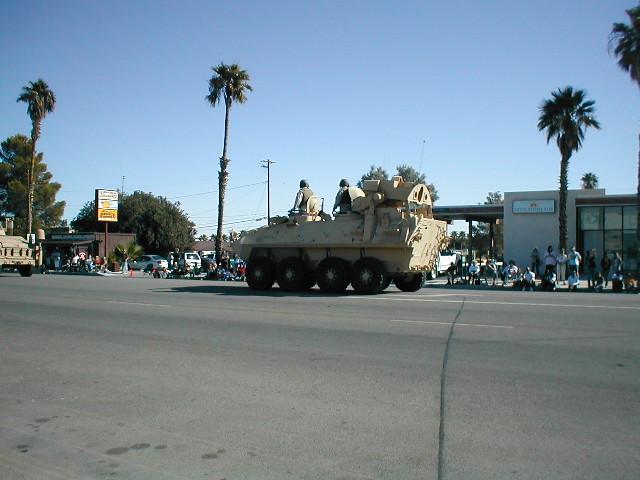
[276,257,307,291]
[316,257,349,293]
[246,257,275,290]
[394,272,425,292]
[351,257,385,295]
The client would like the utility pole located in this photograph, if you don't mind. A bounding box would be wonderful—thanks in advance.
[261,159,275,225]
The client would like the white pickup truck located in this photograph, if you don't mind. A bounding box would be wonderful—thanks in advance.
[427,248,460,279]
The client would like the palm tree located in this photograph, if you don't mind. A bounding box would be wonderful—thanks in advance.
[17,79,56,235]
[205,63,252,264]
[538,87,600,251]
[610,5,640,278]
[581,172,599,189]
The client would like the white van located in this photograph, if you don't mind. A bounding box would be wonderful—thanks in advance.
[178,252,202,270]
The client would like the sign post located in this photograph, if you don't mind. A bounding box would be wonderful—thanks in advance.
[96,189,119,259]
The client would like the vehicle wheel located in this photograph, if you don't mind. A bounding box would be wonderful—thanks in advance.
[351,257,385,295]
[246,257,275,291]
[381,276,393,291]
[316,257,349,293]
[394,272,425,292]
[18,265,32,277]
[276,257,307,291]
[426,269,437,280]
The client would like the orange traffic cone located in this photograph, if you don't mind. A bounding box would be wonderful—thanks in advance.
[129,268,135,277]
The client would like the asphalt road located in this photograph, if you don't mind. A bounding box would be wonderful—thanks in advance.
[0,272,638,479]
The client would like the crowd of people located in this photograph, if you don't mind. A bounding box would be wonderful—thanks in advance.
[444,245,637,293]
[43,249,108,273]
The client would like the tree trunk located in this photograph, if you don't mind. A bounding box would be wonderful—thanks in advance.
[558,154,570,252]
[27,126,39,236]
[636,131,639,279]
[215,99,232,265]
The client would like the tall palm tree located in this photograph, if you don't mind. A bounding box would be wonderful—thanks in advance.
[581,172,599,189]
[17,79,56,235]
[538,87,600,251]
[205,63,252,263]
[610,5,640,278]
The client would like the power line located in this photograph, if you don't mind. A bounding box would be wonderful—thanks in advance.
[167,181,266,200]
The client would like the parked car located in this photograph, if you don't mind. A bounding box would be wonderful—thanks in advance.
[129,254,168,271]
[201,255,216,271]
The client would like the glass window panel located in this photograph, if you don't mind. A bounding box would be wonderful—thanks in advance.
[583,231,603,262]
[604,230,623,255]
[604,206,623,230]
[623,206,637,230]
[580,207,602,230]
[623,231,638,273]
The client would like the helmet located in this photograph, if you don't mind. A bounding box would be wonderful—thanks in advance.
[339,179,349,187]
[300,179,309,188]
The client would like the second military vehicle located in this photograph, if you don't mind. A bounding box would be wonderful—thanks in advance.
[232,176,447,294]
[0,218,43,277]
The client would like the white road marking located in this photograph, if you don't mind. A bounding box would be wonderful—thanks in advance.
[391,319,513,328]
[108,301,162,307]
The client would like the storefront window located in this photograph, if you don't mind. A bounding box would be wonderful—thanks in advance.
[604,206,623,230]
[623,205,637,230]
[604,230,623,255]
[583,231,603,261]
[623,231,638,272]
[580,207,602,230]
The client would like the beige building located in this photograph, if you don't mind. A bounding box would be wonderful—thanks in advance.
[504,189,636,273]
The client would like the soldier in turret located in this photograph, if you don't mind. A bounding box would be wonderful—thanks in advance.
[332,179,352,214]
[291,179,314,212]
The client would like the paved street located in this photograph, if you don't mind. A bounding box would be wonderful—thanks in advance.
[0,272,638,479]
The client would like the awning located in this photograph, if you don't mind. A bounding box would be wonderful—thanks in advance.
[39,240,95,246]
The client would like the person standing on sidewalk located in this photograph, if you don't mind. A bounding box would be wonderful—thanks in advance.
[556,248,568,285]
[568,247,582,276]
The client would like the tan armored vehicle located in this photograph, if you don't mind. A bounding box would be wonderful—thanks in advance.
[232,176,447,294]
[0,218,43,277]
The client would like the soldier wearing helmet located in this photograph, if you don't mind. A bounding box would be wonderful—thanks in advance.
[291,179,314,212]
[332,179,352,214]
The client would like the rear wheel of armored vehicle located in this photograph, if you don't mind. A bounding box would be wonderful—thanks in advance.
[246,257,275,290]
[18,265,32,277]
[316,257,349,293]
[394,272,425,292]
[276,257,307,291]
[351,257,385,295]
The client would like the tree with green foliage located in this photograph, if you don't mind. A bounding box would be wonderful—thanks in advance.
[113,242,145,269]
[538,87,600,251]
[581,172,599,189]
[71,191,196,254]
[358,164,439,202]
[0,134,65,235]
[17,79,56,235]
[610,5,640,277]
[205,62,253,264]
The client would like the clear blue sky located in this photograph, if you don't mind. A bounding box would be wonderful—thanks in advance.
[1,0,637,238]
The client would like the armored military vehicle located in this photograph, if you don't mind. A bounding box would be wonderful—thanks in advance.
[0,218,43,276]
[232,176,447,294]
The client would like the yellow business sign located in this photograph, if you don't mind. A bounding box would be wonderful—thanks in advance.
[96,189,119,222]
